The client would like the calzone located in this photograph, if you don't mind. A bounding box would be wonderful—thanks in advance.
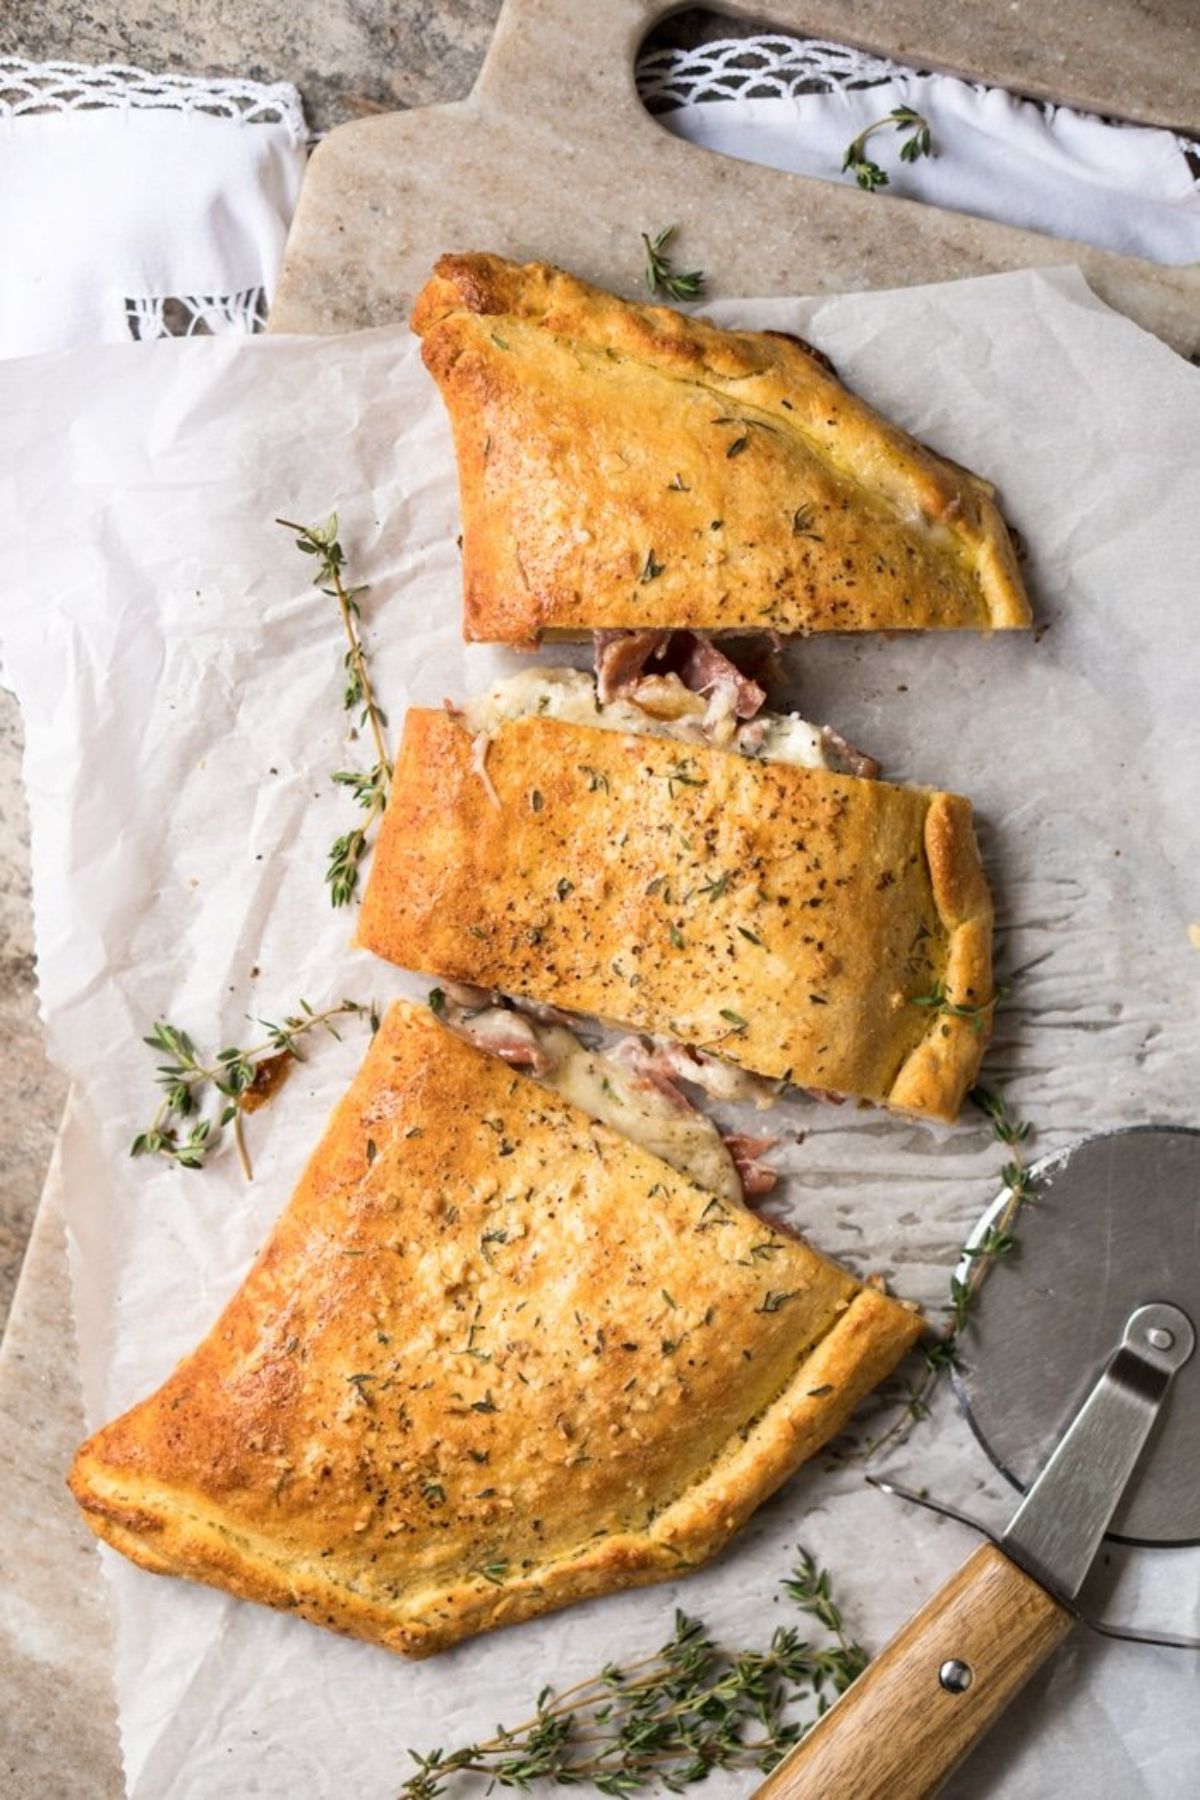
[412,251,1032,644]
[69,1002,920,1657]
[357,672,995,1123]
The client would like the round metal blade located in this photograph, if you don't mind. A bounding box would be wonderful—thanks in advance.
[951,1125,1200,1547]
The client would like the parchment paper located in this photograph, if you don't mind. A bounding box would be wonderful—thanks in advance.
[1,267,1197,1798]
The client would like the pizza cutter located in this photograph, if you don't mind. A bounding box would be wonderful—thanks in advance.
[755,1125,1200,1799]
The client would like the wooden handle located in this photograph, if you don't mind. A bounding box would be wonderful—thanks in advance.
[754,1543,1073,1800]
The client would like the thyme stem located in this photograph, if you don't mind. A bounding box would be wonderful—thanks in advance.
[276,513,392,906]
[848,1084,1035,1462]
[842,106,934,190]
[231,1107,253,1182]
[642,225,706,301]
[401,1553,865,1796]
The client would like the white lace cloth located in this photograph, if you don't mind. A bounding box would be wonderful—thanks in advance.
[0,59,307,358]
[637,36,1200,266]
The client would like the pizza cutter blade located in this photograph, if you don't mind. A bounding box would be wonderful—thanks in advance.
[753,1126,1200,1800]
[953,1125,1200,1547]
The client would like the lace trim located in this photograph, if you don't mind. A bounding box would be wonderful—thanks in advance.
[125,289,269,340]
[0,55,305,134]
[635,30,1199,163]
[636,34,912,113]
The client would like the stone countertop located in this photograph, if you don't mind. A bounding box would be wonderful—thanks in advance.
[0,0,505,136]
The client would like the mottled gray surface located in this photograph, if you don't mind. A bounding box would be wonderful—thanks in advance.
[0,0,503,134]
[0,698,68,1342]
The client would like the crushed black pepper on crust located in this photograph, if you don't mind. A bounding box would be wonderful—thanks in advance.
[69,1003,920,1658]
[412,251,1033,644]
[358,712,995,1122]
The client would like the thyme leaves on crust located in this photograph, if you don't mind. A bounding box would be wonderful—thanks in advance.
[276,513,392,907]
[910,980,996,1037]
[642,224,706,302]
[130,998,377,1179]
[400,1554,866,1796]
[850,1086,1036,1460]
[842,106,935,191]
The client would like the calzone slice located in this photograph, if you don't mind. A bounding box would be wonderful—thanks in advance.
[412,251,1032,644]
[69,1001,919,1658]
[357,672,995,1123]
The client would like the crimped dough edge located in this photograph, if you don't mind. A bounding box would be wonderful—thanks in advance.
[69,1286,917,1658]
[413,250,1032,641]
[887,793,995,1121]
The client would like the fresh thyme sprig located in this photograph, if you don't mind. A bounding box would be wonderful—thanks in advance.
[842,106,934,191]
[401,1553,865,1797]
[276,513,392,906]
[642,224,706,302]
[850,1084,1035,1459]
[131,998,377,1180]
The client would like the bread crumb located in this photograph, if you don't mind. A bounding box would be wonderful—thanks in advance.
[1188,924,1200,951]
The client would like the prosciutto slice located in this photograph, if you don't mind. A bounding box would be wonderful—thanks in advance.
[820,724,881,781]
[722,1134,781,1198]
[593,629,769,746]
[610,1035,779,1109]
[674,632,767,723]
[593,629,671,702]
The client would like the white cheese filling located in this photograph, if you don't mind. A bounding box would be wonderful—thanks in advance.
[464,666,835,770]
[436,995,745,1204]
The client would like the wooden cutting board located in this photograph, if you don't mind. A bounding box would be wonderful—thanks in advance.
[271,0,1200,352]
[3,4,1197,1796]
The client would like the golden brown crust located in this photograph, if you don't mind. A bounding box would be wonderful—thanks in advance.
[357,712,994,1121]
[888,795,995,1120]
[69,1003,920,1657]
[412,251,1032,643]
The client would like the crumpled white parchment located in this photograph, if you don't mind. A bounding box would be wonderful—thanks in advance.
[0,267,1197,1798]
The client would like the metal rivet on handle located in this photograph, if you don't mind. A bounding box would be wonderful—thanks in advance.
[938,1658,974,1694]
[1147,1326,1174,1350]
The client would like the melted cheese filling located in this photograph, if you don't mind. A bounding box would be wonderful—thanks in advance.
[465,667,834,770]
[438,999,743,1203]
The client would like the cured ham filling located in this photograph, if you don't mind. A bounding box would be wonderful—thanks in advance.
[432,985,778,1208]
[464,647,879,776]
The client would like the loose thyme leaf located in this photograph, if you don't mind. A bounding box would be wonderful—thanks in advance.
[642,224,706,302]
[276,513,392,908]
[640,549,666,583]
[755,1289,800,1314]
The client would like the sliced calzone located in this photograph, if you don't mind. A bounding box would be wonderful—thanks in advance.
[69,1001,920,1658]
[357,670,995,1122]
[412,251,1032,644]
